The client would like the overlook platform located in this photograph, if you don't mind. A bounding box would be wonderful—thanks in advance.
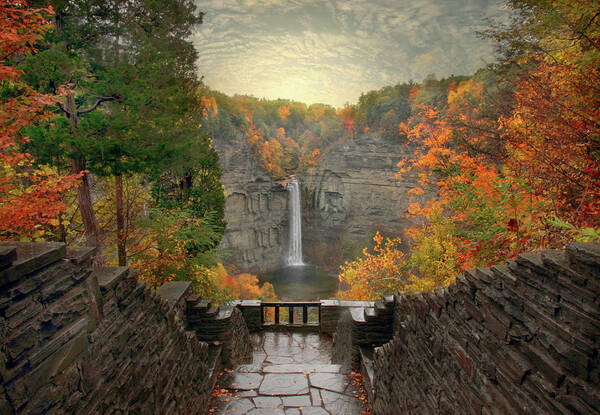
[1,241,598,414]
[211,332,368,415]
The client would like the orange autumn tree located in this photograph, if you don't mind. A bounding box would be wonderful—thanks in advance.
[212,264,276,301]
[239,107,323,178]
[0,0,80,239]
[339,0,600,300]
[338,232,407,300]
[338,105,356,140]
[400,93,550,264]
[277,105,291,122]
[200,95,218,118]
[488,0,600,231]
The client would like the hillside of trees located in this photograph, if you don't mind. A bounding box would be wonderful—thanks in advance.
[0,0,276,303]
[338,0,600,300]
[198,71,476,180]
[2,0,598,303]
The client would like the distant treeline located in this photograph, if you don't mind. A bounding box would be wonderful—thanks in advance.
[198,73,471,178]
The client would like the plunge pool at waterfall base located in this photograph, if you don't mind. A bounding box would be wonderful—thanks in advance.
[258,265,339,301]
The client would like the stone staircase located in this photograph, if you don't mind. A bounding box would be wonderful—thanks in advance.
[352,295,395,403]
[332,294,395,398]
[185,296,253,367]
[212,332,369,414]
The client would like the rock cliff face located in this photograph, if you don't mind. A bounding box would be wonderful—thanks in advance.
[212,134,288,272]
[301,133,432,270]
[213,132,430,273]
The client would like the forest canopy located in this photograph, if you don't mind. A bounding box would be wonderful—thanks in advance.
[338,0,600,300]
[1,0,598,303]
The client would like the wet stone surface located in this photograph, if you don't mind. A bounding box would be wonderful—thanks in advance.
[212,332,366,415]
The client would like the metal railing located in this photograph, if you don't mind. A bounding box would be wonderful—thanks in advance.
[260,301,321,327]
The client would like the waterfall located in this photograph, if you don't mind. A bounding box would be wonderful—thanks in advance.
[286,178,304,266]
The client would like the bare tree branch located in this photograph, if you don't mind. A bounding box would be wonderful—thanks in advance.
[77,95,120,115]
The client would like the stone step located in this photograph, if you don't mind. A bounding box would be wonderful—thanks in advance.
[205,305,219,317]
[186,294,201,308]
[263,364,342,374]
[65,246,95,264]
[364,307,377,319]
[186,300,211,321]
[542,250,585,282]
[195,299,211,311]
[350,307,366,323]
[216,306,233,320]
[541,250,600,302]
[566,243,600,278]
[475,267,494,283]
[0,242,66,289]
[383,295,394,305]
[93,266,129,293]
[156,281,192,310]
[375,301,386,312]
[490,263,518,285]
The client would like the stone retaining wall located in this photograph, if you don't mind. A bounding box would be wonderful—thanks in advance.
[331,310,354,369]
[332,299,395,370]
[185,298,252,367]
[373,243,600,414]
[0,242,214,414]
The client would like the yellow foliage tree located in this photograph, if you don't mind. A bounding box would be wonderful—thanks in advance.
[338,232,407,300]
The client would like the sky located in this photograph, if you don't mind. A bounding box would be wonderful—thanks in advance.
[192,0,510,108]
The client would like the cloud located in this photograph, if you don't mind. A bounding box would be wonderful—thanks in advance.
[193,0,509,107]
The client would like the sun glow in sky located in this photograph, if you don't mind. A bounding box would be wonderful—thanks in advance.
[192,0,509,107]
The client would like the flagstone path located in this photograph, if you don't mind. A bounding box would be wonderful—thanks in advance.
[211,332,367,415]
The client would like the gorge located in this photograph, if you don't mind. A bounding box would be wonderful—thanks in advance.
[3,1,600,414]
[214,131,432,282]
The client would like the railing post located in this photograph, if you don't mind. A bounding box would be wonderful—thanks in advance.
[258,301,321,328]
[260,304,264,325]
[318,304,321,325]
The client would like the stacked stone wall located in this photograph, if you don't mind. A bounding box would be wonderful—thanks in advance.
[185,297,252,367]
[0,242,214,414]
[332,310,354,369]
[373,243,600,414]
[332,299,395,370]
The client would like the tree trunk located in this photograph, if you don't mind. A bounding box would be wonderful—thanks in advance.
[115,174,126,266]
[66,92,104,262]
[180,172,192,197]
[57,212,67,244]
[72,158,102,257]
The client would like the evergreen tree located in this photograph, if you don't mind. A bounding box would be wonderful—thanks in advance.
[22,0,224,265]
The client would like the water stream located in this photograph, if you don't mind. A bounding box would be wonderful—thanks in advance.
[258,177,338,300]
[285,178,304,266]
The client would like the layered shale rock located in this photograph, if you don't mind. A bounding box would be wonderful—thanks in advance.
[0,242,217,415]
[302,133,433,269]
[372,243,600,415]
[213,132,432,273]
[213,133,288,272]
